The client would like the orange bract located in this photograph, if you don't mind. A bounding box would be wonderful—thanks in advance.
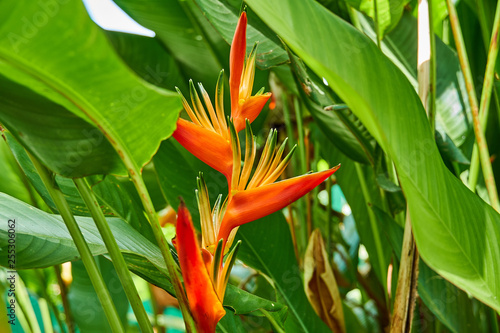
[176,202,225,333]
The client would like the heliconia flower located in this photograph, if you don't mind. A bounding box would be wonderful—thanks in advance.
[176,201,241,333]
[230,12,271,132]
[215,120,340,247]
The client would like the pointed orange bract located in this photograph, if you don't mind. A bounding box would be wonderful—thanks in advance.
[217,166,340,244]
[176,202,225,333]
[229,12,271,132]
[230,12,247,115]
[173,118,233,181]
[233,94,271,132]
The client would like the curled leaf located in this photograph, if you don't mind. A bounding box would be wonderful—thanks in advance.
[304,229,345,333]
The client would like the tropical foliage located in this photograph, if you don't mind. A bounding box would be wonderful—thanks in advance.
[0,0,499,332]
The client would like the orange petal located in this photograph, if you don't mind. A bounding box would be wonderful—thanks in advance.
[176,202,226,333]
[230,12,247,116]
[233,93,272,132]
[218,166,340,242]
[173,118,233,181]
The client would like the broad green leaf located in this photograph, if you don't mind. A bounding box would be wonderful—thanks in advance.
[194,0,289,69]
[0,193,284,322]
[360,13,472,147]
[0,193,165,271]
[0,0,181,177]
[289,53,375,164]
[246,0,500,311]
[154,140,331,332]
[68,257,129,332]
[113,0,225,92]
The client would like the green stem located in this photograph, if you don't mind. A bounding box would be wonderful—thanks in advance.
[35,270,64,332]
[282,93,298,170]
[354,163,387,297]
[73,178,153,333]
[28,154,124,333]
[17,276,41,333]
[260,309,286,333]
[54,264,74,333]
[373,0,382,48]
[467,0,500,198]
[129,168,196,332]
[446,0,500,211]
[293,97,310,242]
[38,298,53,333]
[293,97,307,175]
[428,0,437,132]
[326,177,333,259]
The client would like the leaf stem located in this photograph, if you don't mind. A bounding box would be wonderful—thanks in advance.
[17,275,41,333]
[326,176,333,259]
[35,270,65,332]
[467,0,500,197]
[28,154,124,333]
[354,163,387,293]
[294,97,310,240]
[73,177,153,333]
[446,0,500,210]
[260,309,286,333]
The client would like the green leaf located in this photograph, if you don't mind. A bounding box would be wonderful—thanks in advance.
[0,193,165,271]
[103,30,187,92]
[0,0,181,177]
[194,0,289,69]
[289,53,375,164]
[0,136,40,206]
[361,12,472,147]
[246,0,500,312]
[0,193,284,322]
[113,0,224,91]
[68,257,129,332]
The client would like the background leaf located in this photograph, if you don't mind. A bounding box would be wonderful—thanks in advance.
[0,0,181,177]
[245,0,500,312]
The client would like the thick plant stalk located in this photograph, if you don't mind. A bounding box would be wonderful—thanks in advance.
[73,178,153,333]
[467,0,500,195]
[28,154,124,333]
[390,210,419,332]
[446,0,500,211]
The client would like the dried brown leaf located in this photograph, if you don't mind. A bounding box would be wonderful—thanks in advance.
[304,229,345,333]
